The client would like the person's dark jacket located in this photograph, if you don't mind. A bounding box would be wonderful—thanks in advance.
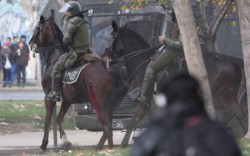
[10,43,18,64]
[16,46,29,66]
[131,103,241,156]
[130,73,241,156]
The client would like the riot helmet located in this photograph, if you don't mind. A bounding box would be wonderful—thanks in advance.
[59,1,81,15]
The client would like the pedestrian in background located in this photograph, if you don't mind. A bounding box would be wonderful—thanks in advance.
[0,41,2,85]
[20,35,30,53]
[10,35,19,84]
[16,41,29,87]
[0,43,13,88]
[130,73,241,156]
[4,37,11,47]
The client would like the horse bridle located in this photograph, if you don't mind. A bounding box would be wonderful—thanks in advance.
[29,22,43,52]
[107,29,165,84]
[29,19,66,53]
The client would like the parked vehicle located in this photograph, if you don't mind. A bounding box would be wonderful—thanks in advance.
[73,11,165,131]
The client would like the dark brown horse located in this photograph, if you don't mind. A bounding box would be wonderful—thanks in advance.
[29,15,124,151]
[105,21,246,147]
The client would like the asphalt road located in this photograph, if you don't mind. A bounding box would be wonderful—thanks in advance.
[0,92,44,100]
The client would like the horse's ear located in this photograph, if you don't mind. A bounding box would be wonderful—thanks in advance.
[48,13,54,22]
[112,20,118,33]
[40,15,45,24]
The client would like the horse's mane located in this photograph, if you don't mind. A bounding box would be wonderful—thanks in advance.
[119,26,150,49]
[51,21,64,43]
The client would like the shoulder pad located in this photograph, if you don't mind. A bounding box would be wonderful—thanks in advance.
[69,17,85,25]
[69,17,88,27]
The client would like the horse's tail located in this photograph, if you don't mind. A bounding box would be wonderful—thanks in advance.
[102,85,128,112]
[230,56,245,82]
[229,56,246,102]
[229,56,244,70]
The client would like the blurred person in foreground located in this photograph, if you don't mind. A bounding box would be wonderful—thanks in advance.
[130,72,241,156]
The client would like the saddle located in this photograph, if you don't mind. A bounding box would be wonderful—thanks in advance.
[63,53,101,84]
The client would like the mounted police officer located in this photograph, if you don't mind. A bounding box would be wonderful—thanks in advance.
[136,5,184,107]
[48,1,90,101]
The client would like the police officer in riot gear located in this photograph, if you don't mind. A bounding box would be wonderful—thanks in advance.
[136,8,183,107]
[48,1,90,101]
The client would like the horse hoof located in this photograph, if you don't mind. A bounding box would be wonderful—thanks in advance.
[95,146,102,151]
[121,143,128,148]
[38,148,46,154]
[40,145,47,152]
[62,141,72,151]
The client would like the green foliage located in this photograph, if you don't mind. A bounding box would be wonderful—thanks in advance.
[240,139,250,156]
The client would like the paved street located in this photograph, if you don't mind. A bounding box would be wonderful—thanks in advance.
[0,92,44,100]
[0,86,44,100]
[0,130,140,155]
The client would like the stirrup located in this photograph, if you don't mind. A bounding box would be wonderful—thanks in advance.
[48,91,60,102]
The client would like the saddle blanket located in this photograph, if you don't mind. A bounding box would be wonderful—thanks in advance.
[63,63,90,84]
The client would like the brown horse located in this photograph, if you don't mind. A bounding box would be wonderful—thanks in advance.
[105,21,246,147]
[29,15,124,151]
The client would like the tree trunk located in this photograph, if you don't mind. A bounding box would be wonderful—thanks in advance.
[173,0,215,118]
[238,0,250,137]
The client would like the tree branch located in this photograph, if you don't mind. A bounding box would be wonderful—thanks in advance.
[193,1,210,40]
[208,0,234,38]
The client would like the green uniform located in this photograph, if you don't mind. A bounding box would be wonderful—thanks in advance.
[52,16,90,77]
[48,15,90,101]
[48,1,90,101]
[137,35,183,107]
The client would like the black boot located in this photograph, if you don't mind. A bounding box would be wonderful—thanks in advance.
[48,76,62,102]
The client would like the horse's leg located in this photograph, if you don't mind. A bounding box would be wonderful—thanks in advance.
[57,102,71,142]
[121,106,147,148]
[88,82,113,150]
[96,111,114,150]
[96,132,107,150]
[40,99,56,151]
[225,92,247,134]
[105,111,114,149]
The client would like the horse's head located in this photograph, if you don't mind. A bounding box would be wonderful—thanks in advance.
[29,15,63,53]
[108,21,150,60]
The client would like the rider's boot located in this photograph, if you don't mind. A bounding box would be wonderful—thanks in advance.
[137,68,155,109]
[48,76,62,102]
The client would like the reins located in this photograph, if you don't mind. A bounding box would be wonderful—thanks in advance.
[110,43,165,65]
[110,43,166,86]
